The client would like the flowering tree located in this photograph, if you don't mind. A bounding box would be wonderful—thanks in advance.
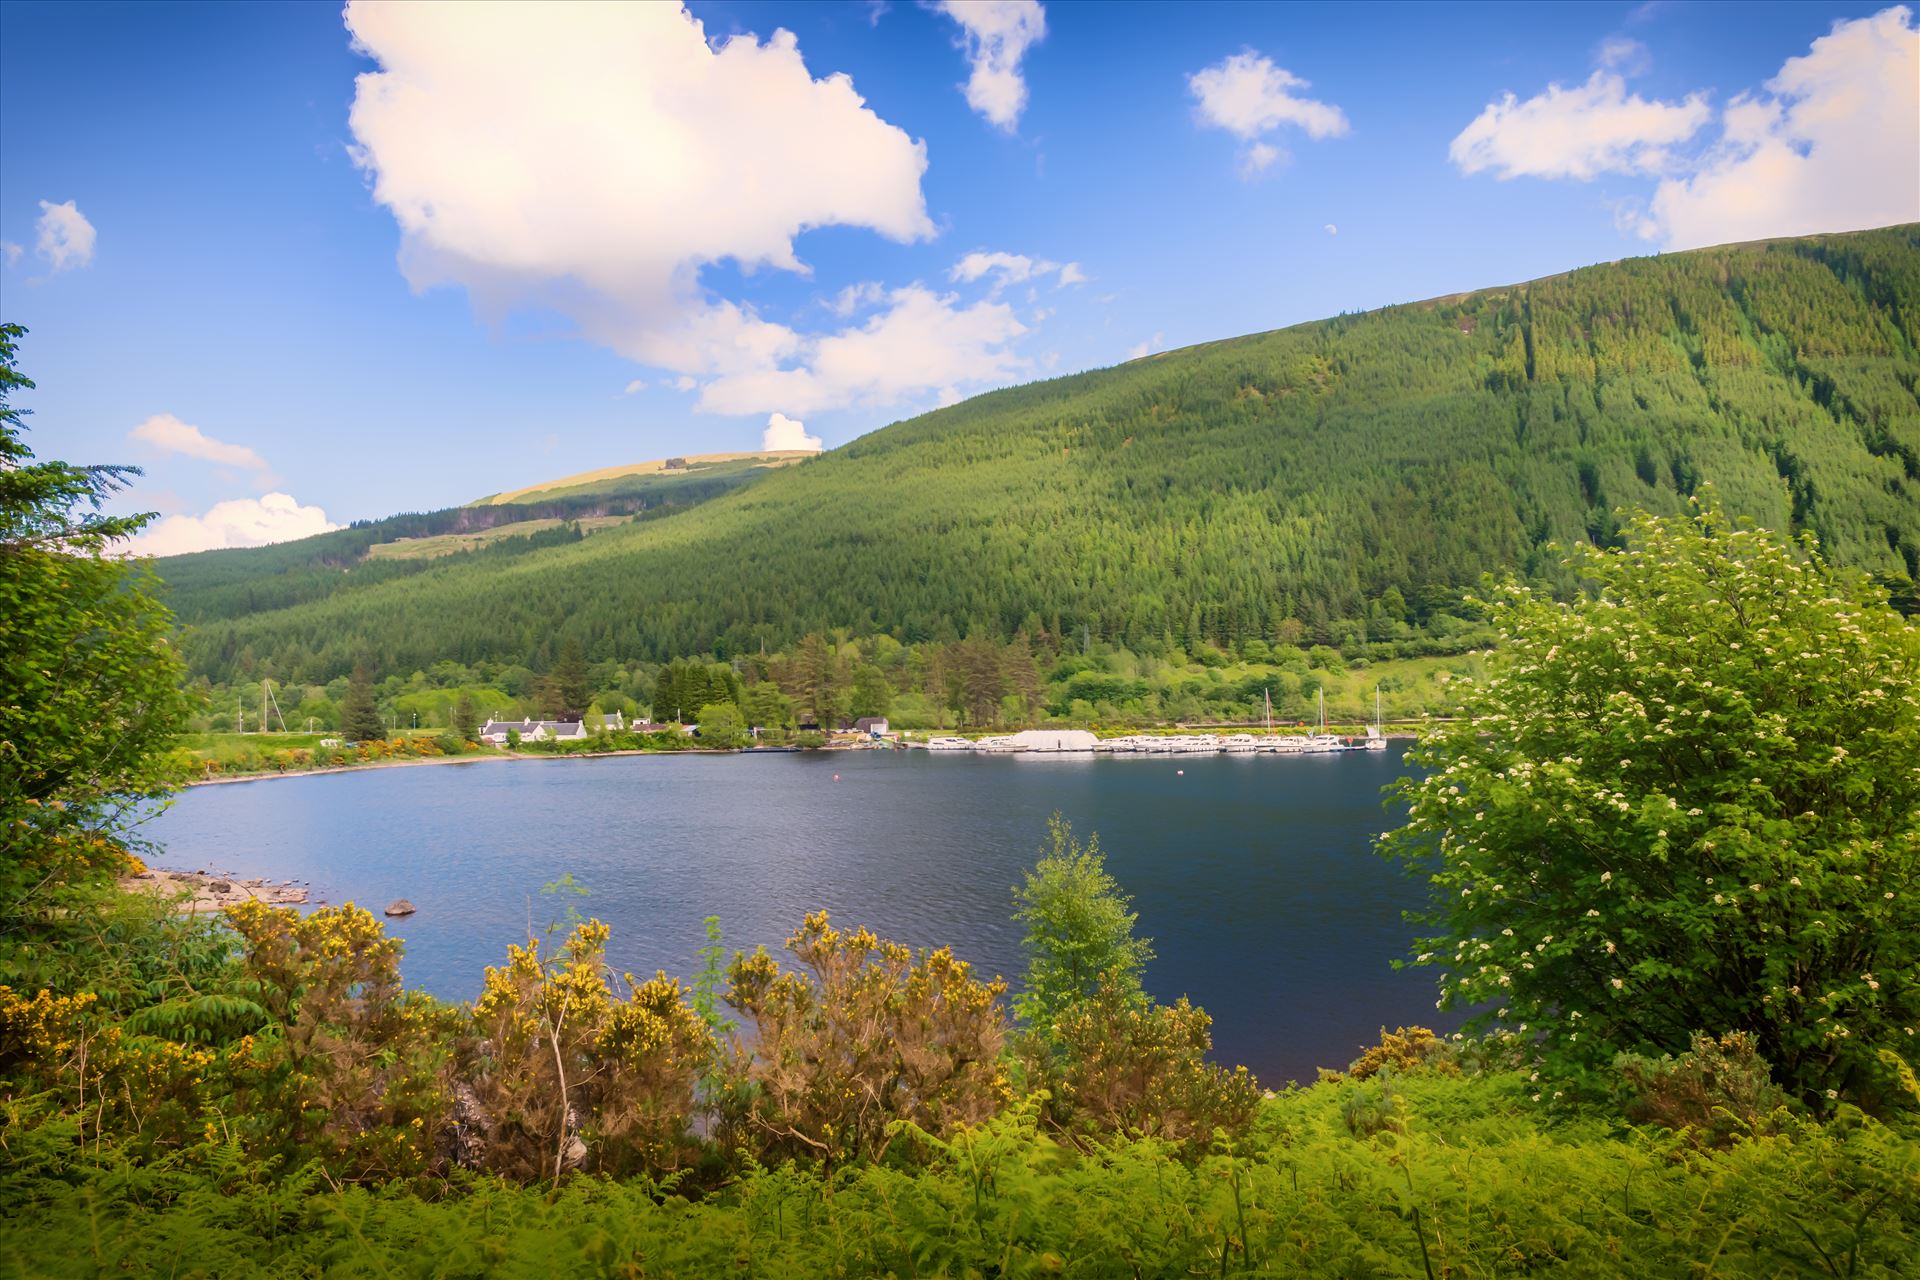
[1381,498,1920,1112]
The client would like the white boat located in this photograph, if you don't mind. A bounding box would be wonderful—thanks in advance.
[1302,686,1343,752]
[1364,688,1389,749]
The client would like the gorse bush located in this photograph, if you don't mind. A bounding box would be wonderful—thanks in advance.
[1382,497,1920,1111]
[1032,974,1261,1153]
[724,911,1010,1166]
[1616,1031,1788,1149]
[222,900,452,1181]
[467,919,713,1181]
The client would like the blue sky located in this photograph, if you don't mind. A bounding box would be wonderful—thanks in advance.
[1,0,1913,552]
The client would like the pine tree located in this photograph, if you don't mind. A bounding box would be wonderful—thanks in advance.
[544,637,589,719]
[454,692,478,742]
[341,664,384,741]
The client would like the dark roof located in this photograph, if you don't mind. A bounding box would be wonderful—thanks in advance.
[854,717,889,731]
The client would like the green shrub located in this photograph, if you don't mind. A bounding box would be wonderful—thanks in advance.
[1616,1030,1788,1147]
[1382,498,1920,1112]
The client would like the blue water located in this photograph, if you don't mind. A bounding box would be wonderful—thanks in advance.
[142,744,1443,1085]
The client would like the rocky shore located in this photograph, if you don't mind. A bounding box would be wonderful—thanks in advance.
[120,867,313,912]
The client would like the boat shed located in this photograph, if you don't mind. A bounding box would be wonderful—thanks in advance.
[1009,729,1099,752]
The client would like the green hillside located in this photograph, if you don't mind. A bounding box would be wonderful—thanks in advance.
[163,225,1920,684]
[152,453,788,627]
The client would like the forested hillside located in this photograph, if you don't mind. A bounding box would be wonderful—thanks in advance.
[153,453,785,626]
[162,225,1920,684]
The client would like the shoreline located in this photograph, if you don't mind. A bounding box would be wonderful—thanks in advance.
[183,730,1422,788]
[185,745,745,787]
[119,866,311,912]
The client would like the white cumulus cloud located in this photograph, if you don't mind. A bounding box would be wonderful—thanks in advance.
[1639,6,1919,249]
[1126,332,1164,360]
[697,285,1027,417]
[1324,223,1338,236]
[344,1,932,384]
[932,0,1047,132]
[761,412,823,452]
[1,241,21,268]
[128,413,270,474]
[1449,70,1710,180]
[34,199,96,272]
[623,379,648,394]
[1189,51,1348,179]
[130,493,339,557]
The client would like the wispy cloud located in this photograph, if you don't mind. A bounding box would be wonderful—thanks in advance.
[129,413,271,476]
[950,250,1084,291]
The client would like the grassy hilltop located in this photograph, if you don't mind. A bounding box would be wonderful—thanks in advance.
[157,225,1919,684]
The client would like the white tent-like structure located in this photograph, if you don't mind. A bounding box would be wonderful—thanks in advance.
[1009,729,1098,753]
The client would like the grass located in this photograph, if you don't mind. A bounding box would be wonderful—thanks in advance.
[471,450,814,507]
[362,516,630,561]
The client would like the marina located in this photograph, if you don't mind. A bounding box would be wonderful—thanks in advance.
[920,688,1391,756]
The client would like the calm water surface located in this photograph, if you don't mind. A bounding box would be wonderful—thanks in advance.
[144,745,1443,1084]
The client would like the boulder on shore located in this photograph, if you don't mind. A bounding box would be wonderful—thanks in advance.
[384,899,417,917]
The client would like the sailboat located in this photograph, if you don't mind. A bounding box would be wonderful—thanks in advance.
[1300,687,1342,753]
[1365,686,1388,750]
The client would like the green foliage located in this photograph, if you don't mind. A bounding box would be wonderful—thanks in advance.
[693,701,747,748]
[6,1067,1917,1278]
[1033,973,1262,1153]
[539,636,588,719]
[652,659,740,723]
[722,912,1009,1166]
[338,664,383,741]
[1011,814,1154,1033]
[1616,1031,1789,1149]
[849,663,892,719]
[1381,497,1920,1111]
[0,327,195,912]
[0,323,151,553]
[156,227,1920,686]
[741,680,795,731]
[690,915,733,1040]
